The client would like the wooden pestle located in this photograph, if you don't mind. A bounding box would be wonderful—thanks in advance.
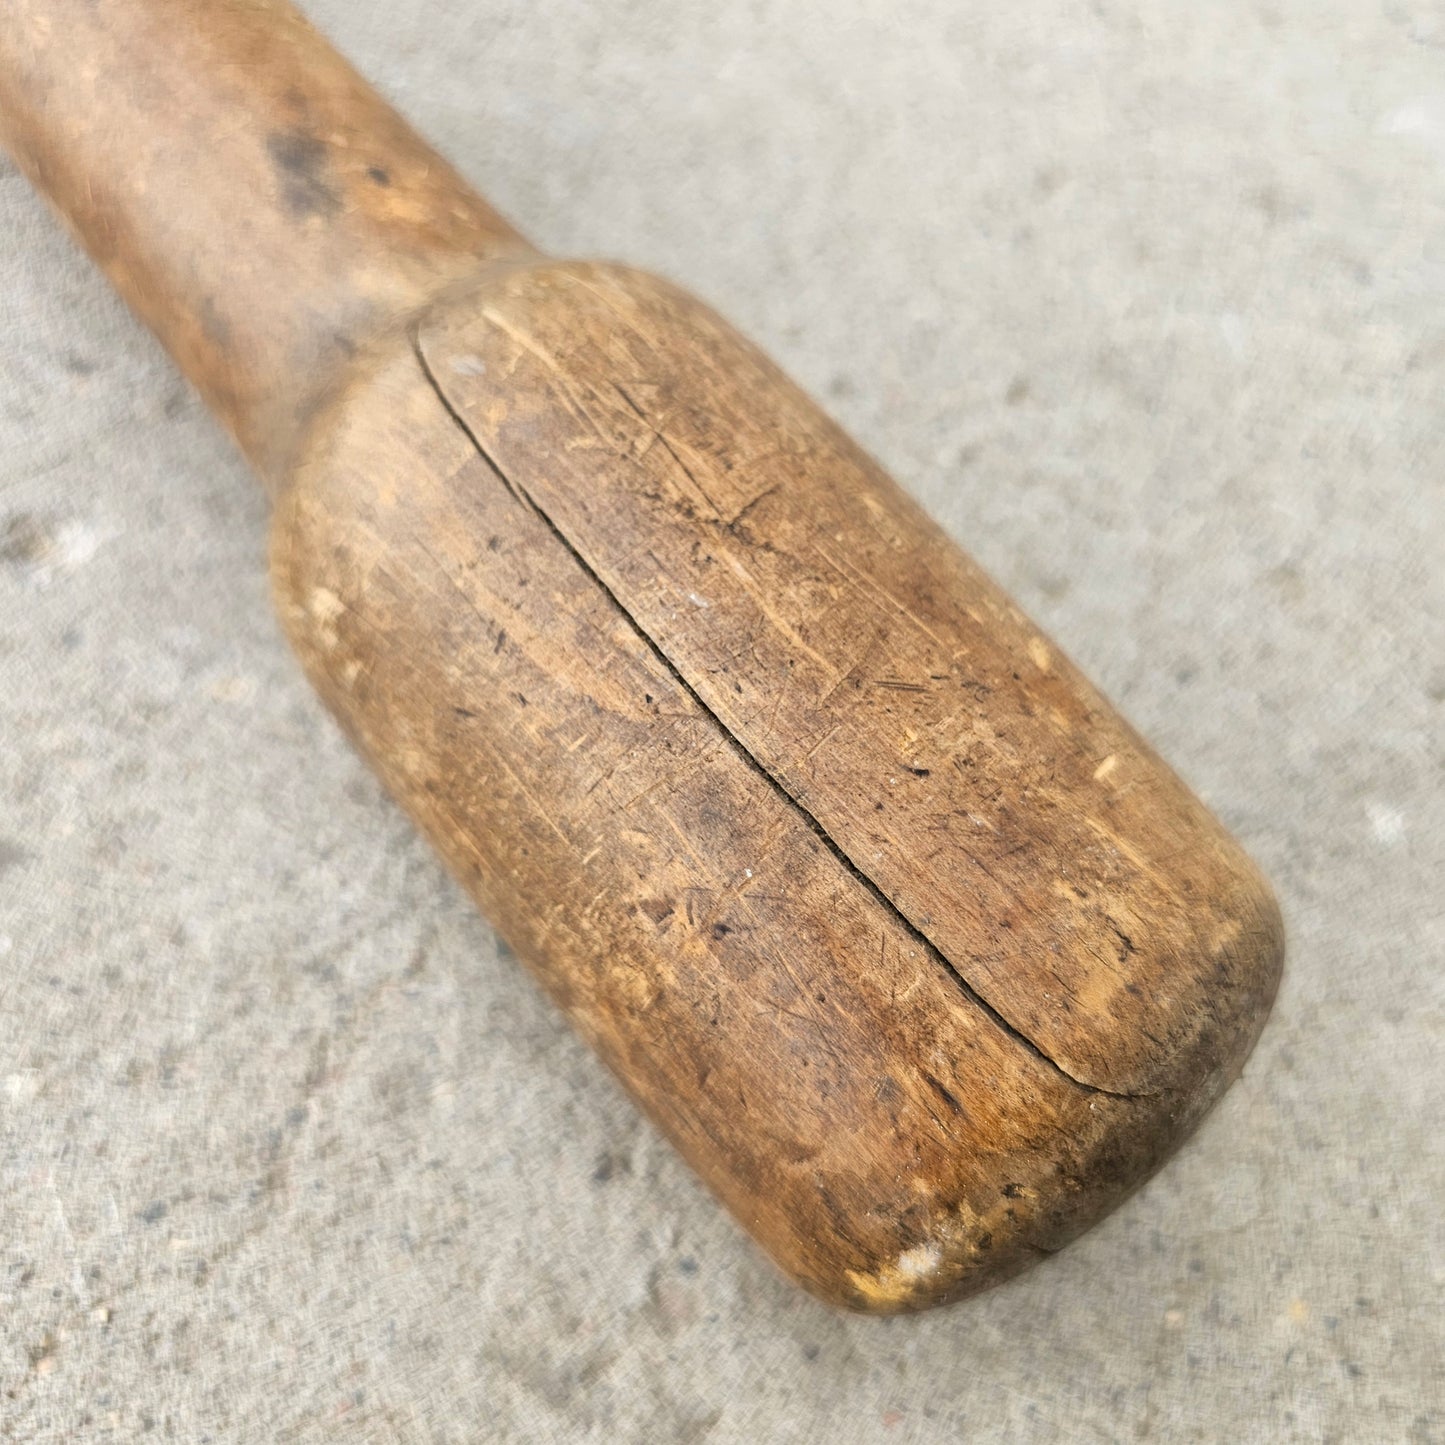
[0,0,1283,1311]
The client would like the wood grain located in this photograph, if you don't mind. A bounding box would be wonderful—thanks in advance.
[417,263,1281,1097]
[273,324,1239,1311]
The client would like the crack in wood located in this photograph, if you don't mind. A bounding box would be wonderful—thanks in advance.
[411,326,1145,1101]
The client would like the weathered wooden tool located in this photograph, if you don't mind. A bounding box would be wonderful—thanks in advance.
[0,0,1282,1311]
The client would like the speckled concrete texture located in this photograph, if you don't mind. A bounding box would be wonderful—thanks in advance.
[2,1,1442,1440]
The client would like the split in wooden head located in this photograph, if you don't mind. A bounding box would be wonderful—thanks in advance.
[1,0,1283,1311]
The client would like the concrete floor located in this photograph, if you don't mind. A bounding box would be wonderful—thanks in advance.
[2,0,1441,1439]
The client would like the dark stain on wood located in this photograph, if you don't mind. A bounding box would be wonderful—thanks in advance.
[266,129,341,218]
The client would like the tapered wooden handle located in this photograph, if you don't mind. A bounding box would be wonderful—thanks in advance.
[0,0,533,482]
[2,0,1284,1312]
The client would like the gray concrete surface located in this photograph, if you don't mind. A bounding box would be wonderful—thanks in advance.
[2,0,1442,1440]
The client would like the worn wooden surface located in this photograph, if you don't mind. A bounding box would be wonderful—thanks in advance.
[0,0,531,481]
[0,0,1282,1309]
[417,263,1281,1098]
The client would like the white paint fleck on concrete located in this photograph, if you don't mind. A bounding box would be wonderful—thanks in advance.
[1367,802,1407,846]
[1379,95,1445,157]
